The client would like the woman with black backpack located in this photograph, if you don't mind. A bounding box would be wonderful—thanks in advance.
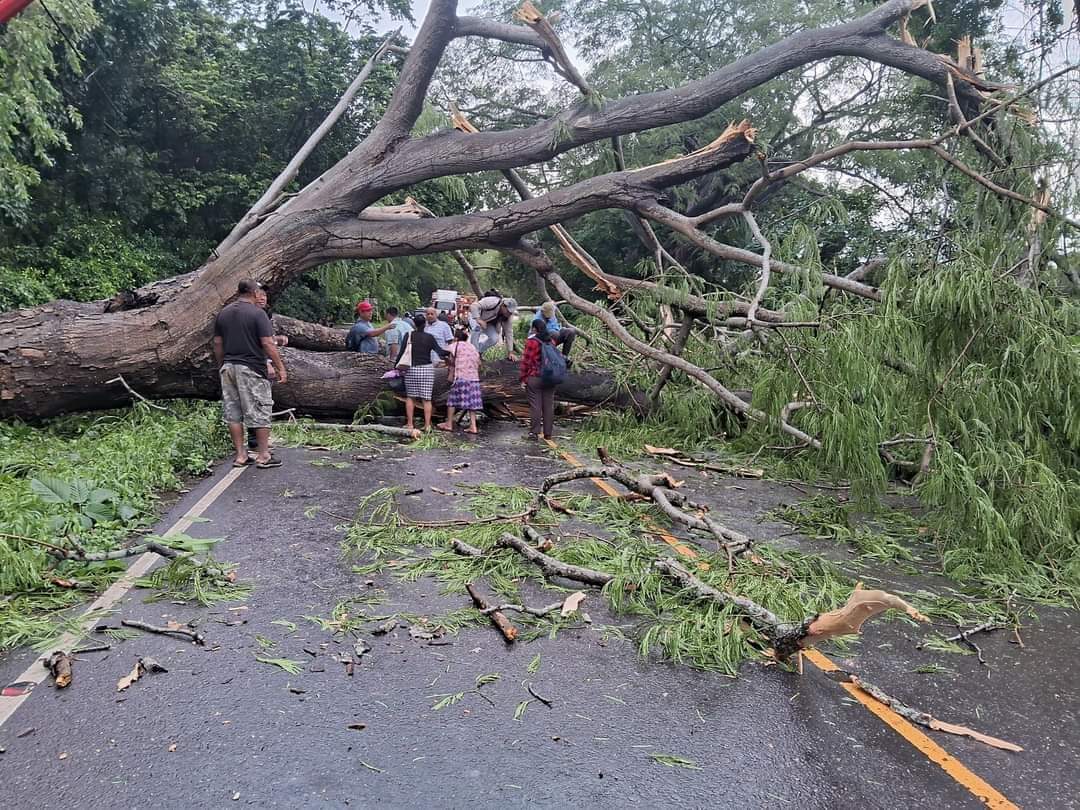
[519,319,565,441]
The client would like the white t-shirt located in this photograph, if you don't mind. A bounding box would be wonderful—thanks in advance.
[425,320,454,363]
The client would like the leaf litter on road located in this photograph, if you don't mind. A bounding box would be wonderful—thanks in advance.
[254,655,304,675]
[650,753,702,770]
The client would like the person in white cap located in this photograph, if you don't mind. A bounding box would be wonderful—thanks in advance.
[469,289,518,361]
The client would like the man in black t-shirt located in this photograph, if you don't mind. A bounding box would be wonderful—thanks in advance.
[213,279,287,468]
[247,285,288,449]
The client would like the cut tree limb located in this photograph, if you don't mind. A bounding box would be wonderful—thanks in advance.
[45,651,73,688]
[466,581,519,642]
[497,532,614,587]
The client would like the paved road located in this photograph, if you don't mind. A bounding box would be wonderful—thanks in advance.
[0,423,1075,809]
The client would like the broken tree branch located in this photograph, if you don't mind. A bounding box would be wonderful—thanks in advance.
[106,375,171,412]
[497,532,613,587]
[655,558,928,660]
[539,456,751,553]
[829,670,1022,752]
[466,581,519,642]
[6,533,210,567]
[741,210,772,325]
[648,313,695,408]
[120,619,206,646]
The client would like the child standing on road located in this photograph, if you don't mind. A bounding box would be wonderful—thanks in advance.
[438,328,483,435]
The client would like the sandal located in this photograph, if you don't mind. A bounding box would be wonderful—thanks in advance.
[232,457,255,468]
[256,456,283,469]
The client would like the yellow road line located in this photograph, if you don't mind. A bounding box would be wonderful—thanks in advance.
[546,437,1016,810]
[0,464,248,729]
[802,649,1017,809]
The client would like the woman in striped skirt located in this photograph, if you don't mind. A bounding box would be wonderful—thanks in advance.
[396,314,450,430]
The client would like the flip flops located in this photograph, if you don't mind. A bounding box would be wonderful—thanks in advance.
[256,456,282,469]
[232,457,255,468]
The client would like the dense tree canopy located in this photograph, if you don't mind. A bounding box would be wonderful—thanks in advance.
[0,0,481,316]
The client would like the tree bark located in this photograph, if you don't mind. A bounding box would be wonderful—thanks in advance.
[271,315,347,351]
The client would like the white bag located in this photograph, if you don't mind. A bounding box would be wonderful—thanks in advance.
[395,333,413,369]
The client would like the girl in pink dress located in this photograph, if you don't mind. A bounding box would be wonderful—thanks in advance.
[438,329,483,434]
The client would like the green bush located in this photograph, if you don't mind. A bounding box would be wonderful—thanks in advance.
[0,402,229,647]
[0,218,187,310]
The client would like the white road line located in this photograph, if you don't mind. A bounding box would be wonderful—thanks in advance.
[0,464,248,728]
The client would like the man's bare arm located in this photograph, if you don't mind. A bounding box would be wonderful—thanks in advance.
[213,336,225,367]
[261,337,287,384]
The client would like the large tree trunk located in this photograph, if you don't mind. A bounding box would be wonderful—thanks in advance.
[271,315,347,351]
[272,353,648,418]
[0,304,642,420]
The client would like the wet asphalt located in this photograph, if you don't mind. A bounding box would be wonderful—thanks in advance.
[0,421,1075,809]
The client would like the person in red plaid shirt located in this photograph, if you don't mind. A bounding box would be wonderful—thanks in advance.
[519,320,556,440]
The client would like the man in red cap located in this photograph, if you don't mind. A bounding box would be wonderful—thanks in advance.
[346,300,392,354]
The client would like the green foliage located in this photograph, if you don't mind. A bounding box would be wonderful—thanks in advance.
[254,655,305,675]
[0,0,98,222]
[0,401,229,648]
[0,218,186,310]
[746,233,1080,598]
[136,555,249,606]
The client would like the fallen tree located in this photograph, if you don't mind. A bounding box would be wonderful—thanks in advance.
[0,0,1038,422]
[271,353,647,418]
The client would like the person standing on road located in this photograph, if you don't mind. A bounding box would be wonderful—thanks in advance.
[396,313,450,431]
[384,306,414,359]
[469,290,518,361]
[213,279,287,468]
[437,328,483,435]
[247,285,288,450]
[519,320,556,441]
[347,300,392,354]
[424,306,453,365]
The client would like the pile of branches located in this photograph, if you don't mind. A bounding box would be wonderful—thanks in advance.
[372,448,1020,753]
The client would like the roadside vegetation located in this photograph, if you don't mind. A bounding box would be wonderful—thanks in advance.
[0,402,228,649]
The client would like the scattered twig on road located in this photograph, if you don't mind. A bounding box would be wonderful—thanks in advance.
[302,422,420,440]
[121,619,206,646]
[526,682,553,707]
[72,643,110,655]
[942,621,1002,667]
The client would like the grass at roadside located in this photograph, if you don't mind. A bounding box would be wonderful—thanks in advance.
[0,401,230,649]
